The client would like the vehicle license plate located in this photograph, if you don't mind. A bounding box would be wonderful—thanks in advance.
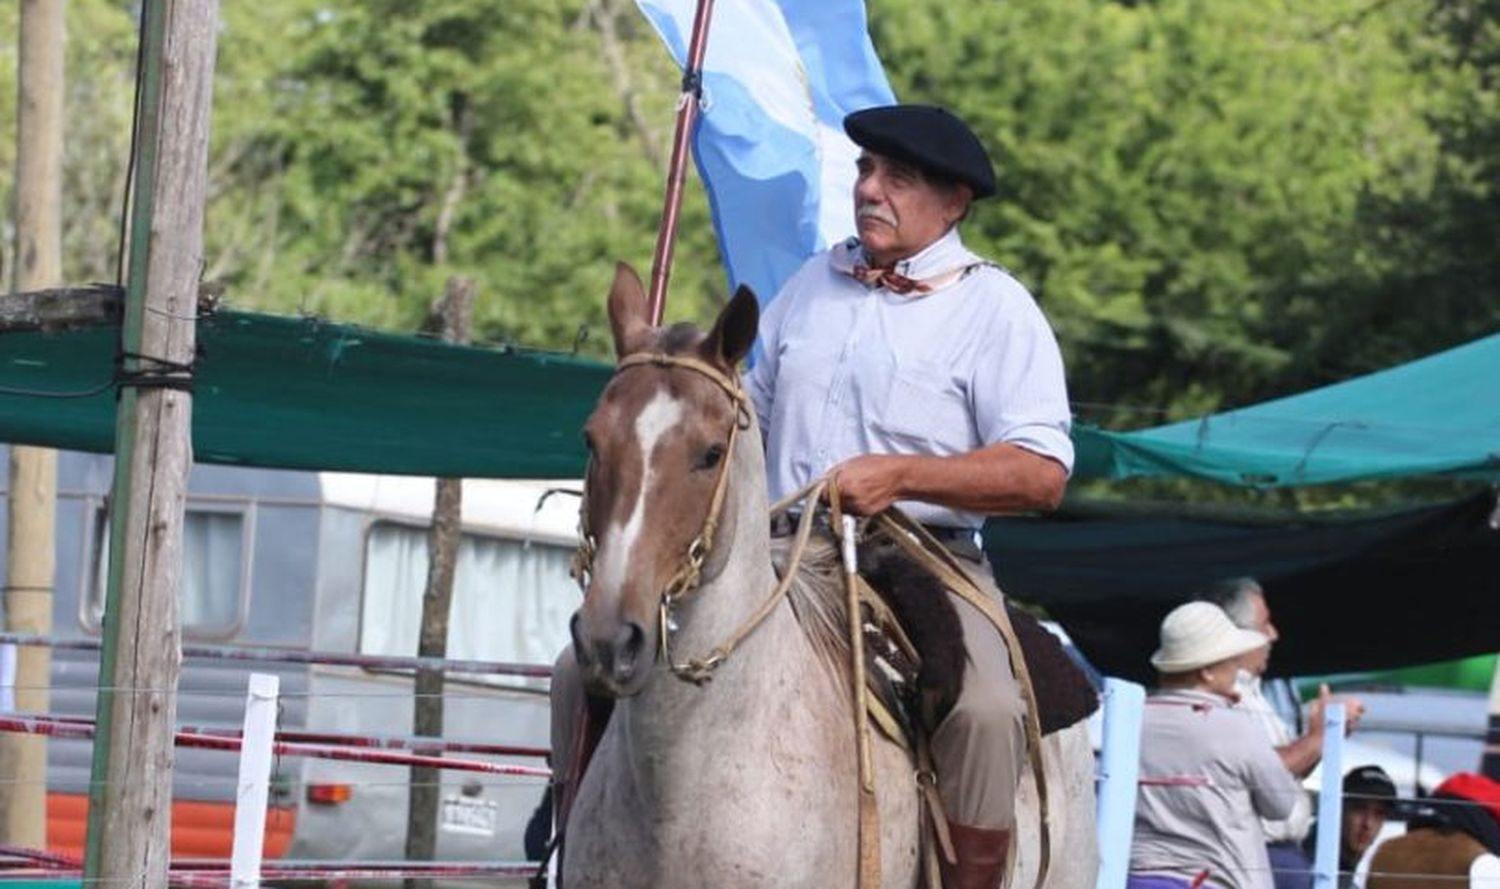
[440,796,499,836]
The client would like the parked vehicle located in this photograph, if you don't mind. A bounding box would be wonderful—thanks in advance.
[0,447,581,881]
[1296,683,1490,796]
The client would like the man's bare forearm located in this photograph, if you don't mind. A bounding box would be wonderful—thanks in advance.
[1277,730,1324,778]
[893,441,1068,514]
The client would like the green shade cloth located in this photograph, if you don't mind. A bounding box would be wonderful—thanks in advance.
[0,309,611,478]
[3,307,1497,487]
[1074,332,1500,486]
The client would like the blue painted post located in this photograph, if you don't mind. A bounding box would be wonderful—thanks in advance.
[1095,678,1147,889]
[1311,702,1348,889]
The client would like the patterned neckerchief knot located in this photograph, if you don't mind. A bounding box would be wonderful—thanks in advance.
[848,263,929,295]
[832,238,987,298]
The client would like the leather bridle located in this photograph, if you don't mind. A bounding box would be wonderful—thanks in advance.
[571,351,757,684]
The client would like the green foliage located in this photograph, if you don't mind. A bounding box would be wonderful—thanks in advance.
[872,0,1493,427]
[2,0,1496,490]
[200,0,721,351]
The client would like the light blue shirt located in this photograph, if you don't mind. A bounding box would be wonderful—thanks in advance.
[745,228,1073,529]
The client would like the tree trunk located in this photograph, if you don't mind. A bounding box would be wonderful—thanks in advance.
[405,277,474,888]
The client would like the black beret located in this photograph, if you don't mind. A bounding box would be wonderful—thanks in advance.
[844,104,997,199]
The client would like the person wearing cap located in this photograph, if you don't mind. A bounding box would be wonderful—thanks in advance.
[1367,772,1500,889]
[744,103,1073,888]
[1129,602,1303,889]
[1198,578,1368,889]
[1302,765,1397,889]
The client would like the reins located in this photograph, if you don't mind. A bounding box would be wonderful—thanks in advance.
[571,353,1052,889]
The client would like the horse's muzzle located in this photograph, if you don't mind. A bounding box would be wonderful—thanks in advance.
[571,611,649,697]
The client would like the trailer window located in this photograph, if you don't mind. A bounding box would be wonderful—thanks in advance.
[88,509,247,637]
[359,524,580,678]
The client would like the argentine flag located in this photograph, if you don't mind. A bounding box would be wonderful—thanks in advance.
[634,0,896,306]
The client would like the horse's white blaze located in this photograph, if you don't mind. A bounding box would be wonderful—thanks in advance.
[595,390,683,594]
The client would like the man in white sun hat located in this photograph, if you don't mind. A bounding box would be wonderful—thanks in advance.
[1129,602,1304,889]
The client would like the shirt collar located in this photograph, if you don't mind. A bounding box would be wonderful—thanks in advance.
[858,226,979,279]
[831,227,986,295]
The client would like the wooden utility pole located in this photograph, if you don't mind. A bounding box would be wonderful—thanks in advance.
[404,277,474,888]
[2,0,66,850]
[82,1,220,884]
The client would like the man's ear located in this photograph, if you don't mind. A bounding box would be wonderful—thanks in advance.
[945,183,973,227]
[700,285,759,369]
[608,262,652,360]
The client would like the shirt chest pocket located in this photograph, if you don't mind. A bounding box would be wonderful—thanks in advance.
[872,360,974,453]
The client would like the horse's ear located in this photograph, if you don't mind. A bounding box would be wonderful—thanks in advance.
[608,262,651,359]
[701,285,760,369]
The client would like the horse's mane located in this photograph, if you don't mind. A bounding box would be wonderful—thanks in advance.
[782,538,857,692]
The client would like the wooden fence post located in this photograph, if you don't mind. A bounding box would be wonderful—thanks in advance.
[82,1,221,884]
[2,0,66,849]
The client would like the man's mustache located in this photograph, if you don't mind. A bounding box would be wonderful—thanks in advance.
[857,204,896,227]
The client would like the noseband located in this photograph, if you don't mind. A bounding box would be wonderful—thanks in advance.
[572,351,753,683]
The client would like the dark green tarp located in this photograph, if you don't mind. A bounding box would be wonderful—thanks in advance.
[985,491,1500,680]
[0,309,609,478]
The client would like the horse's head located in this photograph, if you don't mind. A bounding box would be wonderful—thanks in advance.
[571,262,759,697]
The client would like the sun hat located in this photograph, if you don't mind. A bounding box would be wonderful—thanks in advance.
[1150,601,1269,673]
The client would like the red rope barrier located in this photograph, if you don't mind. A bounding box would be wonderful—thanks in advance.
[0,632,554,678]
[0,842,80,869]
[0,860,543,884]
[0,714,551,778]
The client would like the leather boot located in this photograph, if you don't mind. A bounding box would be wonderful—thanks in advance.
[940,821,1012,889]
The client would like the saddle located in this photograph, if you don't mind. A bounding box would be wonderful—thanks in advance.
[856,538,1100,749]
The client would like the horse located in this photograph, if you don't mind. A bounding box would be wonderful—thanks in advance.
[558,261,1099,889]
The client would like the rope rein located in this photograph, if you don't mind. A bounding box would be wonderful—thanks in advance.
[572,352,820,686]
[571,352,1052,889]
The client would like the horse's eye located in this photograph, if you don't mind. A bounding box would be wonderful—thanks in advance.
[582,431,597,454]
[695,444,726,471]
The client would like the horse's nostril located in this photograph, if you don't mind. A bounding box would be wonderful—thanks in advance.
[613,622,647,679]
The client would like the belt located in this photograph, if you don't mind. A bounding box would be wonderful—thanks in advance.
[769,512,982,557]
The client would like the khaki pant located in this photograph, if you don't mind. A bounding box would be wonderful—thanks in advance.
[916,549,1026,831]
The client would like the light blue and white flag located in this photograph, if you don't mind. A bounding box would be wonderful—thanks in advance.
[634,0,896,307]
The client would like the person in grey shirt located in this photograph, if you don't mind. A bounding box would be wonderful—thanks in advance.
[1130,602,1303,889]
[1197,577,1367,889]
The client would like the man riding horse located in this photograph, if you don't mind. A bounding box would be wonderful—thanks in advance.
[744,103,1074,888]
[552,103,1074,889]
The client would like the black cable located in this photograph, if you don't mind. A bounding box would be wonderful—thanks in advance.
[114,350,194,395]
[114,4,150,289]
[0,381,116,399]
